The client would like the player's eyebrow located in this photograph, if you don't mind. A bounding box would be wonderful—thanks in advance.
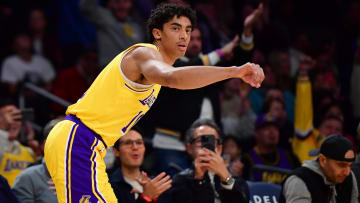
[170,22,192,29]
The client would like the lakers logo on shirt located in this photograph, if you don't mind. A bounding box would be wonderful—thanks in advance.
[79,195,91,203]
[139,89,157,108]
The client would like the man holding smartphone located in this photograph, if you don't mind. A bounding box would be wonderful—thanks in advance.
[170,118,249,203]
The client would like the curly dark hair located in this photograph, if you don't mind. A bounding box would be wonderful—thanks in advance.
[146,3,197,42]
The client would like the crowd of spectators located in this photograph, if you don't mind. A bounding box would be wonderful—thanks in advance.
[1,0,360,202]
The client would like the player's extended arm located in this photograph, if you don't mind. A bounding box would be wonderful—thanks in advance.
[134,47,264,90]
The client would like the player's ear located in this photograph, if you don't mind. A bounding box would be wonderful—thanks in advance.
[152,28,161,40]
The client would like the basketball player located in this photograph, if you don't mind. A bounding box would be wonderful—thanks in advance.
[44,3,264,203]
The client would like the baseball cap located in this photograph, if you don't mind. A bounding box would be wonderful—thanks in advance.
[255,114,279,130]
[309,134,355,162]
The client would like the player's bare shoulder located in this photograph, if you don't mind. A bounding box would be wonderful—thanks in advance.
[121,46,162,84]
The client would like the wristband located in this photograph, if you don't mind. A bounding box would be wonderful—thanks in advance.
[216,49,225,58]
[140,193,152,202]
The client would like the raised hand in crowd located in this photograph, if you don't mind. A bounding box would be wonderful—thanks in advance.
[243,3,264,37]
[0,105,22,140]
[136,171,172,200]
[195,148,231,181]
[220,35,240,60]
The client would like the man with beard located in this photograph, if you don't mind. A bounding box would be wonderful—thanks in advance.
[280,134,358,203]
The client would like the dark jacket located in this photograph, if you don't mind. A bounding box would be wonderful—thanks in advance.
[170,168,250,203]
[109,168,149,203]
[0,175,19,203]
[279,159,358,203]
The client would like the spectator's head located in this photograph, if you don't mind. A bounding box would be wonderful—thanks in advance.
[261,64,277,88]
[185,118,223,160]
[251,49,266,66]
[321,102,344,122]
[42,118,62,149]
[185,27,202,58]
[222,78,241,99]
[12,33,32,54]
[113,126,145,169]
[147,3,196,58]
[222,135,242,161]
[264,88,285,103]
[318,115,343,137]
[254,115,280,150]
[292,31,310,53]
[107,0,133,21]
[268,50,291,77]
[311,135,355,184]
[78,48,99,81]
[29,9,46,33]
[262,98,287,122]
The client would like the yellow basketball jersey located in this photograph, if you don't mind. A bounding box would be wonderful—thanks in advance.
[0,144,36,186]
[66,43,161,147]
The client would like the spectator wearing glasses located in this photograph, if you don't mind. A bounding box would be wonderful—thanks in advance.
[109,126,172,203]
[170,118,249,203]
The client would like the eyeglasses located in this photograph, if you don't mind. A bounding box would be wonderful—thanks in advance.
[119,139,144,147]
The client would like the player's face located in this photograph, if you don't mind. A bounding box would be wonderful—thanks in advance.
[117,130,145,168]
[159,15,192,59]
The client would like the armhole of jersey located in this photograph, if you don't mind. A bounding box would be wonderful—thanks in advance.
[118,45,154,91]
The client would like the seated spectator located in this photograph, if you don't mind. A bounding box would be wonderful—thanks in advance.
[80,0,146,68]
[222,135,244,177]
[0,102,38,186]
[52,48,99,115]
[110,126,172,203]
[242,115,299,184]
[1,33,55,94]
[280,135,358,202]
[170,118,250,203]
[260,98,294,150]
[0,174,19,203]
[12,118,62,203]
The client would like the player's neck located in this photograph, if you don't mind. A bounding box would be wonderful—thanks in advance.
[154,42,177,65]
[121,165,141,180]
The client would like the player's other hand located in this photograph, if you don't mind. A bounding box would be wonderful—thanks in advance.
[237,63,264,88]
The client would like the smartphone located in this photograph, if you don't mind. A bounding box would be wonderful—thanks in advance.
[201,135,215,152]
[20,108,35,121]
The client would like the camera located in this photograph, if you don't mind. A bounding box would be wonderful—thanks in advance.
[201,135,216,152]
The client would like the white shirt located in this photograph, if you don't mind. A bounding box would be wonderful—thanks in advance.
[1,55,55,84]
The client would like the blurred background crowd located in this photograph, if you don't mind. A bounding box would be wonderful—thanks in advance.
[1,0,360,202]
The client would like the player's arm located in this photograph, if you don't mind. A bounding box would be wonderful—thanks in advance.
[133,47,264,90]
